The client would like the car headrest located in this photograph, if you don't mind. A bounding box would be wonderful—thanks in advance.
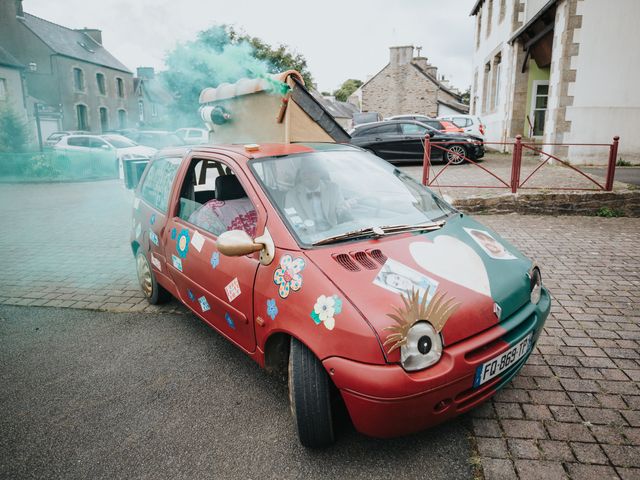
[215,174,246,201]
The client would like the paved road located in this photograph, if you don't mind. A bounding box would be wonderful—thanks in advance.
[583,167,640,186]
[0,305,472,480]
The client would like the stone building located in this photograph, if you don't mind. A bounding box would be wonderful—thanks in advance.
[471,0,640,163]
[0,45,28,122]
[0,0,136,139]
[360,46,468,118]
[133,67,174,129]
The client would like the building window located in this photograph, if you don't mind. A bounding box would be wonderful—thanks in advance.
[96,73,106,95]
[486,0,493,37]
[151,102,158,117]
[476,12,482,48]
[499,0,506,23]
[492,53,502,110]
[118,109,127,129]
[0,78,7,100]
[99,107,109,132]
[138,100,144,122]
[116,77,124,98]
[530,81,549,137]
[73,68,85,91]
[76,104,88,130]
[482,62,491,113]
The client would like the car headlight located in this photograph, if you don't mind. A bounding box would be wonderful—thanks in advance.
[529,266,542,304]
[400,321,443,371]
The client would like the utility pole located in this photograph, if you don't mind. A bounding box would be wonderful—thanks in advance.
[34,102,43,152]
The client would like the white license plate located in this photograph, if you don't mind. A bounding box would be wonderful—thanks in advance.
[473,332,533,387]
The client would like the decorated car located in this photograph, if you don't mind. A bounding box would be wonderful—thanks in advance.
[131,142,550,447]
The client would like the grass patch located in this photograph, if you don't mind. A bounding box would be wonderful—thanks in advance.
[595,207,624,217]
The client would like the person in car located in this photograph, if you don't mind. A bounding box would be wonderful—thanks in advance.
[284,162,353,231]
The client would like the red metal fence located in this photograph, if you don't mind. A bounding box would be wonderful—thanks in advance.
[421,135,620,193]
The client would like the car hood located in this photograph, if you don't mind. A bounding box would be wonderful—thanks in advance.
[116,146,157,157]
[304,214,533,360]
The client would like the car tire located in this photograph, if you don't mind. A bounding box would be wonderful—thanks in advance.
[135,251,171,304]
[288,337,335,448]
[446,145,468,165]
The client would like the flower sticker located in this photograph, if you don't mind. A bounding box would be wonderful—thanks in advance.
[176,228,190,258]
[187,289,195,301]
[150,213,156,225]
[171,228,177,240]
[266,299,278,320]
[273,255,305,299]
[225,312,236,329]
[210,251,220,269]
[310,294,342,330]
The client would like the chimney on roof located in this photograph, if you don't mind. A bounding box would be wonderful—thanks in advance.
[78,28,102,45]
[389,46,414,67]
[136,67,155,80]
[14,0,24,17]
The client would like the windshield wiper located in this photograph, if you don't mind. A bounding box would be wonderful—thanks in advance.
[311,220,446,246]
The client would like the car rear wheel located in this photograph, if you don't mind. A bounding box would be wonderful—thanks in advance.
[288,337,335,448]
[135,251,170,304]
[446,145,468,165]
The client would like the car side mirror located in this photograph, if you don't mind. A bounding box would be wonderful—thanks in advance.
[428,131,436,138]
[100,144,111,149]
[216,227,274,266]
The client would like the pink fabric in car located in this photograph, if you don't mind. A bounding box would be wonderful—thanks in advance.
[189,198,257,237]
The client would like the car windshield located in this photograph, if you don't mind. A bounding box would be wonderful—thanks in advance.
[102,135,137,148]
[250,149,456,246]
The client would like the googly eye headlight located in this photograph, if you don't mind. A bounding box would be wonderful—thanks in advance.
[400,321,443,372]
[529,266,542,305]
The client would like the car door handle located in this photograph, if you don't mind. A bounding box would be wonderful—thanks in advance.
[375,137,382,141]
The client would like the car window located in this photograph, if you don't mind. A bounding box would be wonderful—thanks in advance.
[367,124,398,136]
[102,135,137,148]
[452,117,470,128]
[139,156,182,213]
[90,137,108,148]
[178,158,257,238]
[66,137,90,147]
[400,123,428,135]
[424,120,442,130]
[251,150,455,246]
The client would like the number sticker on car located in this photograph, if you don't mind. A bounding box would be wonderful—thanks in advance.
[473,333,533,387]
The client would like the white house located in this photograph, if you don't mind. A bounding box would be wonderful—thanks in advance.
[470,0,640,164]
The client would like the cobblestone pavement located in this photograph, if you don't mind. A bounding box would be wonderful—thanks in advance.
[0,180,184,314]
[1,180,639,479]
[474,215,640,480]
[401,152,634,200]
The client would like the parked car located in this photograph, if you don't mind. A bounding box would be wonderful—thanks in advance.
[44,130,88,147]
[349,120,484,164]
[54,134,156,178]
[131,142,549,447]
[352,111,383,126]
[438,114,486,139]
[125,131,185,150]
[175,127,209,145]
[386,115,463,134]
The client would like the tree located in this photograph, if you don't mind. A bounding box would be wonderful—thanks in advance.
[161,25,314,127]
[333,79,362,102]
[460,87,471,105]
[0,102,29,152]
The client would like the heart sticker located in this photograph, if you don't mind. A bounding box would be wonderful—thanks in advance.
[410,235,492,297]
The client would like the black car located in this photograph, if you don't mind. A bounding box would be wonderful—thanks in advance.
[349,120,484,164]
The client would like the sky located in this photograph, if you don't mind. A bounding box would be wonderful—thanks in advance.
[24,0,476,93]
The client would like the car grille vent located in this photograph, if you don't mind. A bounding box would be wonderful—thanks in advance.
[332,250,387,271]
[353,251,378,270]
[333,253,360,271]
[368,249,387,265]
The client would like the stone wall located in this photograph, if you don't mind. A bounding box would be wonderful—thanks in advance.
[454,190,640,217]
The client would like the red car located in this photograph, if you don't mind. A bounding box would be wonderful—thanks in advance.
[131,142,550,447]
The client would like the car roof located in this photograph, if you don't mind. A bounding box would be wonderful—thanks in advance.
[155,142,361,163]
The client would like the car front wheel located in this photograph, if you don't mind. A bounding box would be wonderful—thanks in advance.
[446,145,468,165]
[288,337,335,448]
